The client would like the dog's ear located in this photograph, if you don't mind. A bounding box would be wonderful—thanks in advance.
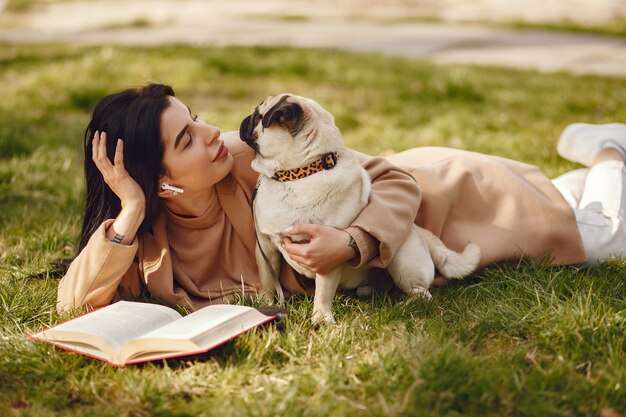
[239,114,258,151]
[262,97,303,132]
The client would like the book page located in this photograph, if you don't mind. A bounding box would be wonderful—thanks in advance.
[40,301,182,353]
[49,340,113,363]
[136,304,260,341]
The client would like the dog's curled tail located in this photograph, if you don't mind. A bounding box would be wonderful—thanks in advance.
[417,228,481,279]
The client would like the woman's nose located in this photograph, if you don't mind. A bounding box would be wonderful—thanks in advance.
[204,124,221,144]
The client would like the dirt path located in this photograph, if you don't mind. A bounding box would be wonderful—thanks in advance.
[1,0,625,77]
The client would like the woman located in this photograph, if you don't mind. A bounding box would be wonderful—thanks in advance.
[57,84,421,313]
[57,84,625,314]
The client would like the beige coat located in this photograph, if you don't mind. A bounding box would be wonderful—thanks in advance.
[386,147,586,268]
[57,138,586,313]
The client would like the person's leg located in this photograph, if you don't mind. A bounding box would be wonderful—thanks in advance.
[551,168,589,209]
[592,147,626,165]
[557,123,626,167]
[557,125,626,264]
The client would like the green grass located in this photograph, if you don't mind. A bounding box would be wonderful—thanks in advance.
[1,43,625,416]
[505,18,626,38]
[235,11,626,38]
[101,17,155,30]
[374,16,626,38]
[244,13,313,23]
[3,0,67,12]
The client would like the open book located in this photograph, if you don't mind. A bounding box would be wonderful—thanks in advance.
[30,301,275,366]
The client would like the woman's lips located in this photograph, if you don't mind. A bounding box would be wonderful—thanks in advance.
[213,142,228,161]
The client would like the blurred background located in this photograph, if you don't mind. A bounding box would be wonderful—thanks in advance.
[1,0,626,75]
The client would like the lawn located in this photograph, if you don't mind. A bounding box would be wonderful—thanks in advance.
[0,43,625,417]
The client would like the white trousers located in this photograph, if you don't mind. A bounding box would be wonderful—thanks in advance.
[552,160,626,265]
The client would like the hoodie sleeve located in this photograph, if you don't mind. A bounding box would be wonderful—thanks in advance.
[344,150,421,268]
[57,219,142,314]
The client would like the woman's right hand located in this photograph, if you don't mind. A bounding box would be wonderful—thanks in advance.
[92,131,146,210]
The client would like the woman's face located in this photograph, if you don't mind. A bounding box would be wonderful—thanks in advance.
[159,97,233,194]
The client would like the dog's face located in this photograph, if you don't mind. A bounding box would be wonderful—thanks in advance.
[239,93,343,174]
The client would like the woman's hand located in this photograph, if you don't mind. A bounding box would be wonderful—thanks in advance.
[92,131,145,210]
[281,224,355,275]
[92,131,146,245]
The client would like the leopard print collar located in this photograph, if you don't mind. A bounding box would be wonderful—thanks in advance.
[272,152,338,182]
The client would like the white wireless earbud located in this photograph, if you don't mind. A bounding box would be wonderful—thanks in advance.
[161,183,184,196]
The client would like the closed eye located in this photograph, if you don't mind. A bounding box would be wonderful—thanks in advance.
[184,131,192,149]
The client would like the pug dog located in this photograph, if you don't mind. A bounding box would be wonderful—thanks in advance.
[240,93,480,324]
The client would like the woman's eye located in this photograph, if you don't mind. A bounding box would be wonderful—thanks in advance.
[193,114,198,121]
[185,132,192,148]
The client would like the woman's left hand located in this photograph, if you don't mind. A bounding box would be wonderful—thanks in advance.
[281,224,355,275]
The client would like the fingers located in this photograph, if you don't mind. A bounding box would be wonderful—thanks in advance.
[282,223,323,261]
[285,223,320,236]
[282,240,323,272]
[91,130,98,161]
[113,138,126,176]
[282,241,310,267]
[92,131,113,175]
[92,131,127,178]
[282,238,318,272]
[282,236,307,258]
[99,131,109,167]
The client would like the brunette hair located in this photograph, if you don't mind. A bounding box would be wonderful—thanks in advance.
[78,83,175,252]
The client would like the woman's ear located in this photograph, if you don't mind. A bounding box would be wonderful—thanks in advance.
[157,184,174,199]
[157,176,181,199]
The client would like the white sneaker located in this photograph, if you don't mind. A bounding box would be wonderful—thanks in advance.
[557,123,626,166]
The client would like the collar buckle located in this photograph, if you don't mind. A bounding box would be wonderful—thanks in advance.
[321,152,338,170]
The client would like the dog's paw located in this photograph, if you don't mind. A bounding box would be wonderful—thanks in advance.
[355,285,373,298]
[312,309,336,326]
[410,287,432,301]
[260,291,276,304]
